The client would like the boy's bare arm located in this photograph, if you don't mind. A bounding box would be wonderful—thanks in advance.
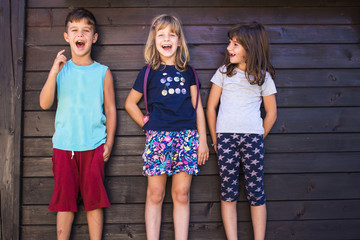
[40,49,67,110]
[103,69,117,162]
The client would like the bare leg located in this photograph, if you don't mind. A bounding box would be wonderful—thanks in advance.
[171,172,192,240]
[145,174,167,240]
[87,208,103,240]
[57,211,74,240]
[251,204,267,240]
[221,200,238,240]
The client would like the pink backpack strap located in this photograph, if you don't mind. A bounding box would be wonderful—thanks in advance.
[143,64,151,116]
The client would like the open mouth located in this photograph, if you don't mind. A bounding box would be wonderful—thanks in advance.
[229,53,236,57]
[76,40,85,49]
[162,44,172,50]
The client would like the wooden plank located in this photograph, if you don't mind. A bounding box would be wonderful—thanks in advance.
[25,44,360,71]
[23,87,360,112]
[22,151,360,177]
[21,223,225,240]
[24,69,360,92]
[21,199,360,225]
[20,219,360,240]
[24,91,56,111]
[22,110,141,137]
[26,8,51,27]
[22,173,360,204]
[0,0,25,239]
[23,107,360,137]
[22,133,360,157]
[24,70,215,91]
[273,69,360,87]
[276,87,360,107]
[26,25,360,45]
[26,0,360,8]
[264,133,360,153]
[271,107,360,133]
[267,220,360,240]
[26,7,360,27]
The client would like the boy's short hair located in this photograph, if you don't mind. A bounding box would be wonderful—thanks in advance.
[65,8,97,32]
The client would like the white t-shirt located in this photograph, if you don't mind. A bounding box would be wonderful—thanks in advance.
[210,66,277,134]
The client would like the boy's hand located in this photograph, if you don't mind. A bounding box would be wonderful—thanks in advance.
[103,143,112,162]
[197,140,209,166]
[50,49,67,74]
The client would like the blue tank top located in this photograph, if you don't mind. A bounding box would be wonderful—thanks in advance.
[52,60,108,151]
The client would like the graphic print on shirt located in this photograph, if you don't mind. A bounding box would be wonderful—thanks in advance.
[160,71,187,96]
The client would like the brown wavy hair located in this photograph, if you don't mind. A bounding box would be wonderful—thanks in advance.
[144,14,190,71]
[221,22,275,85]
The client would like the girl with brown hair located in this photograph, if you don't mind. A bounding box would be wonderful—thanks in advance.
[207,22,277,240]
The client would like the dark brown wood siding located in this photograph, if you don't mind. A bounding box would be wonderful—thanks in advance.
[0,0,25,239]
[22,1,360,239]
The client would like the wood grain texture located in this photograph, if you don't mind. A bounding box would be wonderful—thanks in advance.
[22,173,360,204]
[26,25,360,45]
[0,0,25,239]
[25,44,360,71]
[22,133,360,157]
[22,87,360,112]
[21,199,360,225]
[26,0,360,8]
[21,2,360,239]
[21,220,360,240]
[27,7,360,27]
[24,69,360,92]
[22,107,360,137]
[22,151,360,177]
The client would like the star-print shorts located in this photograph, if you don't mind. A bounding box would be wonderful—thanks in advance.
[142,129,200,176]
[217,133,266,206]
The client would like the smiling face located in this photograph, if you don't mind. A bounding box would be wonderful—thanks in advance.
[64,18,98,59]
[155,25,180,65]
[227,37,247,71]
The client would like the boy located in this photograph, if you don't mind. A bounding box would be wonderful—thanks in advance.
[39,8,116,240]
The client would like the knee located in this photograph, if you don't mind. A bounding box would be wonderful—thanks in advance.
[172,188,190,205]
[147,187,165,204]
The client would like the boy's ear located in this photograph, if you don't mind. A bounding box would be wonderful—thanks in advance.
[92,33,98,44]
[64,32,70,43]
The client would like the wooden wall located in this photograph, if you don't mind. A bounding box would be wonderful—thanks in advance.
[23,0,360,239]
[0,0,25,239]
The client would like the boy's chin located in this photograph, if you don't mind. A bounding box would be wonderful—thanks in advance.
[72,46,91,54]
[71,50,92,58]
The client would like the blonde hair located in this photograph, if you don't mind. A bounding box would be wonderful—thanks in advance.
[144,14,190,71]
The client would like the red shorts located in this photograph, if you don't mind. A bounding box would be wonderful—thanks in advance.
[48,144,111,212]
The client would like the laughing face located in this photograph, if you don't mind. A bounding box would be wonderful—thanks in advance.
[155,25,180,65]
[64,18,98,59]
[227,37,247,71]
